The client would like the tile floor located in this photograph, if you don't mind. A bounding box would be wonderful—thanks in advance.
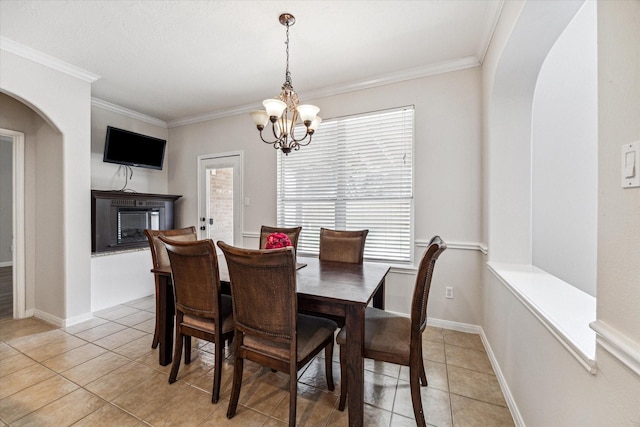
[0,296,515,426]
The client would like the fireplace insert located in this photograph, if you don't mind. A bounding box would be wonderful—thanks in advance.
[91,190,181,253]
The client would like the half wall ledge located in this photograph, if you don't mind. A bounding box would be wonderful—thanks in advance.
[487,262,597,374]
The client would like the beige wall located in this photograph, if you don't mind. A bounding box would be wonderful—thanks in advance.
[0,93,64,318]
[169,67,484,323]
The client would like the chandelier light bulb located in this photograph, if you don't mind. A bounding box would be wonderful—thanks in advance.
[250,110,269,127]
[296,104,320,124]
[308,116,322,132]
[263,99,287,119]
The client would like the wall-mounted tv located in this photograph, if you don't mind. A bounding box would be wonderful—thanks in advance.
[103,126,167,170]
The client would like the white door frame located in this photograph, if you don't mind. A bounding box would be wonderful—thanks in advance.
[1,128,26,319]
[197,151,244,246]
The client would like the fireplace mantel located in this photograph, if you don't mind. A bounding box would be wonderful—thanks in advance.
[91,190,182,202]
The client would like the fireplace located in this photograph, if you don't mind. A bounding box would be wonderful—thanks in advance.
[92,190,182,253]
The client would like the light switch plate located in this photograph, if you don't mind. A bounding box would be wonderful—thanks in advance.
[621,141,640,188]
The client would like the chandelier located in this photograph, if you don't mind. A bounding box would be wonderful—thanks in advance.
[250,13,321,155]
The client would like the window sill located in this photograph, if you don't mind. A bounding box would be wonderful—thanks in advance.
[487,262,597,374]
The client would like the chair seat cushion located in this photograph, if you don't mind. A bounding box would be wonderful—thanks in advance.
[182,294,234,335]
[336,307,411,359]
[243,314,337,362]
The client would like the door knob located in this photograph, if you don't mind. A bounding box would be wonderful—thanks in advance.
[200,226,206,231]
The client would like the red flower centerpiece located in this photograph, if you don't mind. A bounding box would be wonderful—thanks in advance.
[265,233,292,249]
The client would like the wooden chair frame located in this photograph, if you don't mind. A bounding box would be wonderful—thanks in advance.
[144,226,197,349]
[337,236,446,427]
[160,237,234,403]
[218,241,336,427]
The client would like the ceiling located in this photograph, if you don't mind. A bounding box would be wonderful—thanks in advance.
[0,1,503,126]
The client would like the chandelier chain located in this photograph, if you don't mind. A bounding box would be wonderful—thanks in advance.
[284,21,292,88]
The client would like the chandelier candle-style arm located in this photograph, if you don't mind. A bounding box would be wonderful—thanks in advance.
[249,13,320,155]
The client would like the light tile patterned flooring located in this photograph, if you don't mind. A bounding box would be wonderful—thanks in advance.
[0,296,514,426]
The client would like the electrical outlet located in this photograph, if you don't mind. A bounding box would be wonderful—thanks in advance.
[445,286,454,299]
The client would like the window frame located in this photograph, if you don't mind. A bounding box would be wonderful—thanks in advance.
[276,105,415,264]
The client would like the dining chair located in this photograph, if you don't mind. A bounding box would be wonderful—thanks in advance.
[318,227,368,264]
[159,237,234,403]
[144,226,198,349]
[217,241,337,427]
[336,235,447,427]
[259,225,302,251]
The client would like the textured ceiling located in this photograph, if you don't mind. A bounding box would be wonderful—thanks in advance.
[0,1,502,125]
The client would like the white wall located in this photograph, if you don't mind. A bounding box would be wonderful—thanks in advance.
[531,1,598,296]
[483,1,640,425]
[595,0,640,347]
[91,250,155,312]
[91,105,169,194]
[169,68,485,324]
[0,48,93,323]
[89,104,169,310]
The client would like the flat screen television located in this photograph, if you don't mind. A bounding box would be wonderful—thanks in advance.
[103,126,166,170]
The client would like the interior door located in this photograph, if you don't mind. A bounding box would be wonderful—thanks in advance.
[0,129,25,319]
[198,152,243,250]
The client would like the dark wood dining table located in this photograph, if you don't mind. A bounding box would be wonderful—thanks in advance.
[152,255,390,427]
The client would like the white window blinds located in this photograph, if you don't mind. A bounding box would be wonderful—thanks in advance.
[277,106,414,263]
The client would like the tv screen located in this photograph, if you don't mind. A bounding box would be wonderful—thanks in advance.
[103,126,166,170]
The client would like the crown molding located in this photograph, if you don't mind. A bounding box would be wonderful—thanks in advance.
[476,0,505,64]
[91,98,168,128]
[3,33,480,129]
[302,56,481,101]
[0,37,100,83]
[168,55,481,128]
[168,103,257,128]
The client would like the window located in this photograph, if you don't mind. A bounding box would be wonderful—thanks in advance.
[277,106,414,263]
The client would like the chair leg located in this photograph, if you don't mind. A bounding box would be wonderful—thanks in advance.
[419,345,428,386]
[288,372,297,427]
[338,345,347,411]
[151,279,160,349]
[212,334,223,404]
[324,341,335,391]
[168,328,183,384]
[185,336,192,365]
[226,340,244,419]
[409,360,427,427]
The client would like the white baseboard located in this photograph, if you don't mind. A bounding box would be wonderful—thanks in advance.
[33,309,92,328]
[33,309,64,327]
[478,327,526,427]
[423,316,524,427]
[427,317,483,334]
